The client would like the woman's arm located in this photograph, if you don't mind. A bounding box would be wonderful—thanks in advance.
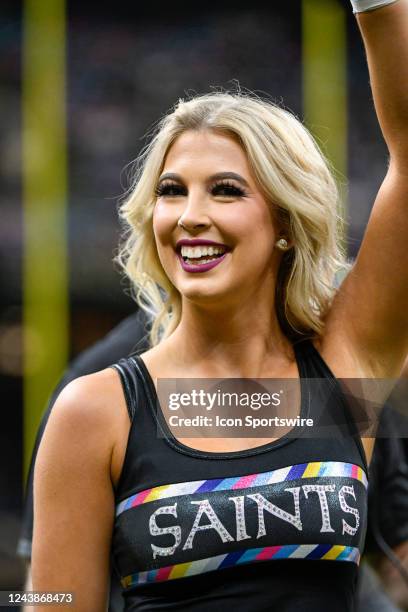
[325,0,408,377]
[31,371,118,612]
[356,0,408,158]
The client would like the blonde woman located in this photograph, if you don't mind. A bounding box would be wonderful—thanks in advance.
[32,1,408,610]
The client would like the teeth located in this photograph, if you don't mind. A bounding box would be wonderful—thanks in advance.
[189,258,214,265]
[180,245,226,258]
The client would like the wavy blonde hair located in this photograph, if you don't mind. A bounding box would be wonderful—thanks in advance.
[115,90,349,347]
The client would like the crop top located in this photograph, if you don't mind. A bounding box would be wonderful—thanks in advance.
[110,339,369,611]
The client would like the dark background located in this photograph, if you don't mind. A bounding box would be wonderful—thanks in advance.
[0,0,389,590]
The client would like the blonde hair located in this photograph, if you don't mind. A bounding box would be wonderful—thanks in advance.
[115,90,349,347]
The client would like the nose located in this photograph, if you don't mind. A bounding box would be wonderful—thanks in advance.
[177,189,211,231]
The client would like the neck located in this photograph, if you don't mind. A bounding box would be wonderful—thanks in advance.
[165,294,295,378]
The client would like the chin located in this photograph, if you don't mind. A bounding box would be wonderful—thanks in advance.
[178,281,242,310]
[181,289,224,305]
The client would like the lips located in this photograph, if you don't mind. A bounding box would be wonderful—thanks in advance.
[176,239,230,253]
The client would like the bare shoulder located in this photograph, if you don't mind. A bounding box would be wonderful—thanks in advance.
[37,367,130,485]
[49,367,124,429]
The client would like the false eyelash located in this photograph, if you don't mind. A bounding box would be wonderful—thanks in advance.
[154,182,186,197]
[211,181,246,197]
[154,180,247,198]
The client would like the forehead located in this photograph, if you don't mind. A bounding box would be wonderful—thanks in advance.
[162,130,251,176]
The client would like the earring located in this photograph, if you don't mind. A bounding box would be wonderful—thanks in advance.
[276,238,289,251]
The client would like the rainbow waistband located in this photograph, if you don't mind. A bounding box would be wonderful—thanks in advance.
[121,543,361,588]
[116,461,368,517]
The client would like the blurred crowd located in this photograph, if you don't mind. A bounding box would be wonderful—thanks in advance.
[0,0,402,605]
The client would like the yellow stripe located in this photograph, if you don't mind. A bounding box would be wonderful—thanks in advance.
[302,462,322,478]
[302,0,348,236]
[121,575,132,588]
[145,485,169,502]
[323,545,346,560]
[357,466,363,481]
[169,562,191,579]
[23,0,69,482]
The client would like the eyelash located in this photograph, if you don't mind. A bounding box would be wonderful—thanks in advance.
[154,181,246,199]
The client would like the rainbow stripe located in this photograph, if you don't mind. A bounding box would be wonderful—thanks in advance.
[121,543,361,588]
[116,461,368,517]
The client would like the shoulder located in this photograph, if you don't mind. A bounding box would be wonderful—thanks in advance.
[36,367,128,479]
[50,367,122,423]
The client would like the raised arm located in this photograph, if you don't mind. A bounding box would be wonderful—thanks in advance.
[31,371,118,612]
[355,0,408,161]
[325,0,408,376]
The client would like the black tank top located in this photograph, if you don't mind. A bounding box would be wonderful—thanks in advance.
[110,340,369,612]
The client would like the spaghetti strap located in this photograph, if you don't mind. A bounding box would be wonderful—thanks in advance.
[110,360,138,421]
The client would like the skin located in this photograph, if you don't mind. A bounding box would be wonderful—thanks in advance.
[153,131,282,315]
[31,3,408,610]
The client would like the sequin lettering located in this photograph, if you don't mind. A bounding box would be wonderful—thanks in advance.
[229,495,251,541]
[247,488,303,536]
[149,503,182,559]
[303,484,336,533]
[338,485,360,536]
[147,482,362,559]
[183,499,234,550]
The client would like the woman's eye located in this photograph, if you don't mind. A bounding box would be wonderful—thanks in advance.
[155,183,185,197]
[155,181,246,198]
[212,183,245,198]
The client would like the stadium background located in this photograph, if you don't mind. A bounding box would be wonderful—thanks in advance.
[0,0,389,591]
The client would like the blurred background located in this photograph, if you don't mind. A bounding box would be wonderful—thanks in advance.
[0,0,390,595]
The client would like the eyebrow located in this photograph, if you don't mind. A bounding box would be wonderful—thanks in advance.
[157,172,250,188]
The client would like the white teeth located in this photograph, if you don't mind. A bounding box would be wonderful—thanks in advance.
[194,258,212,265]
[180,245,226,258]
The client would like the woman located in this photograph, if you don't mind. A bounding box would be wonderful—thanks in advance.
[32,1,408,610]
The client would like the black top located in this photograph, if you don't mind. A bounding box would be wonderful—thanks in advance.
[110,339,369,611]
[16,310,408,612]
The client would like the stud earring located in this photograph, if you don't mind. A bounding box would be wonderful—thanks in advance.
[276,238,289,251]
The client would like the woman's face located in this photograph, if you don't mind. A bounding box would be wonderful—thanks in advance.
[153,129,282,308]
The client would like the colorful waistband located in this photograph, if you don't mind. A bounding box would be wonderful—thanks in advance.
[116,461,368,517]
[121,543,361,588]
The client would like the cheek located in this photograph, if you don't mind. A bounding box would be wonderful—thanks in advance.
[228,201,276,241]
[251,202,278,246]
[152,203,176,247]
[230,204,277,267]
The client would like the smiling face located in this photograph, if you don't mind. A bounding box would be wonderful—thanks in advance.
[152,129,283,309]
